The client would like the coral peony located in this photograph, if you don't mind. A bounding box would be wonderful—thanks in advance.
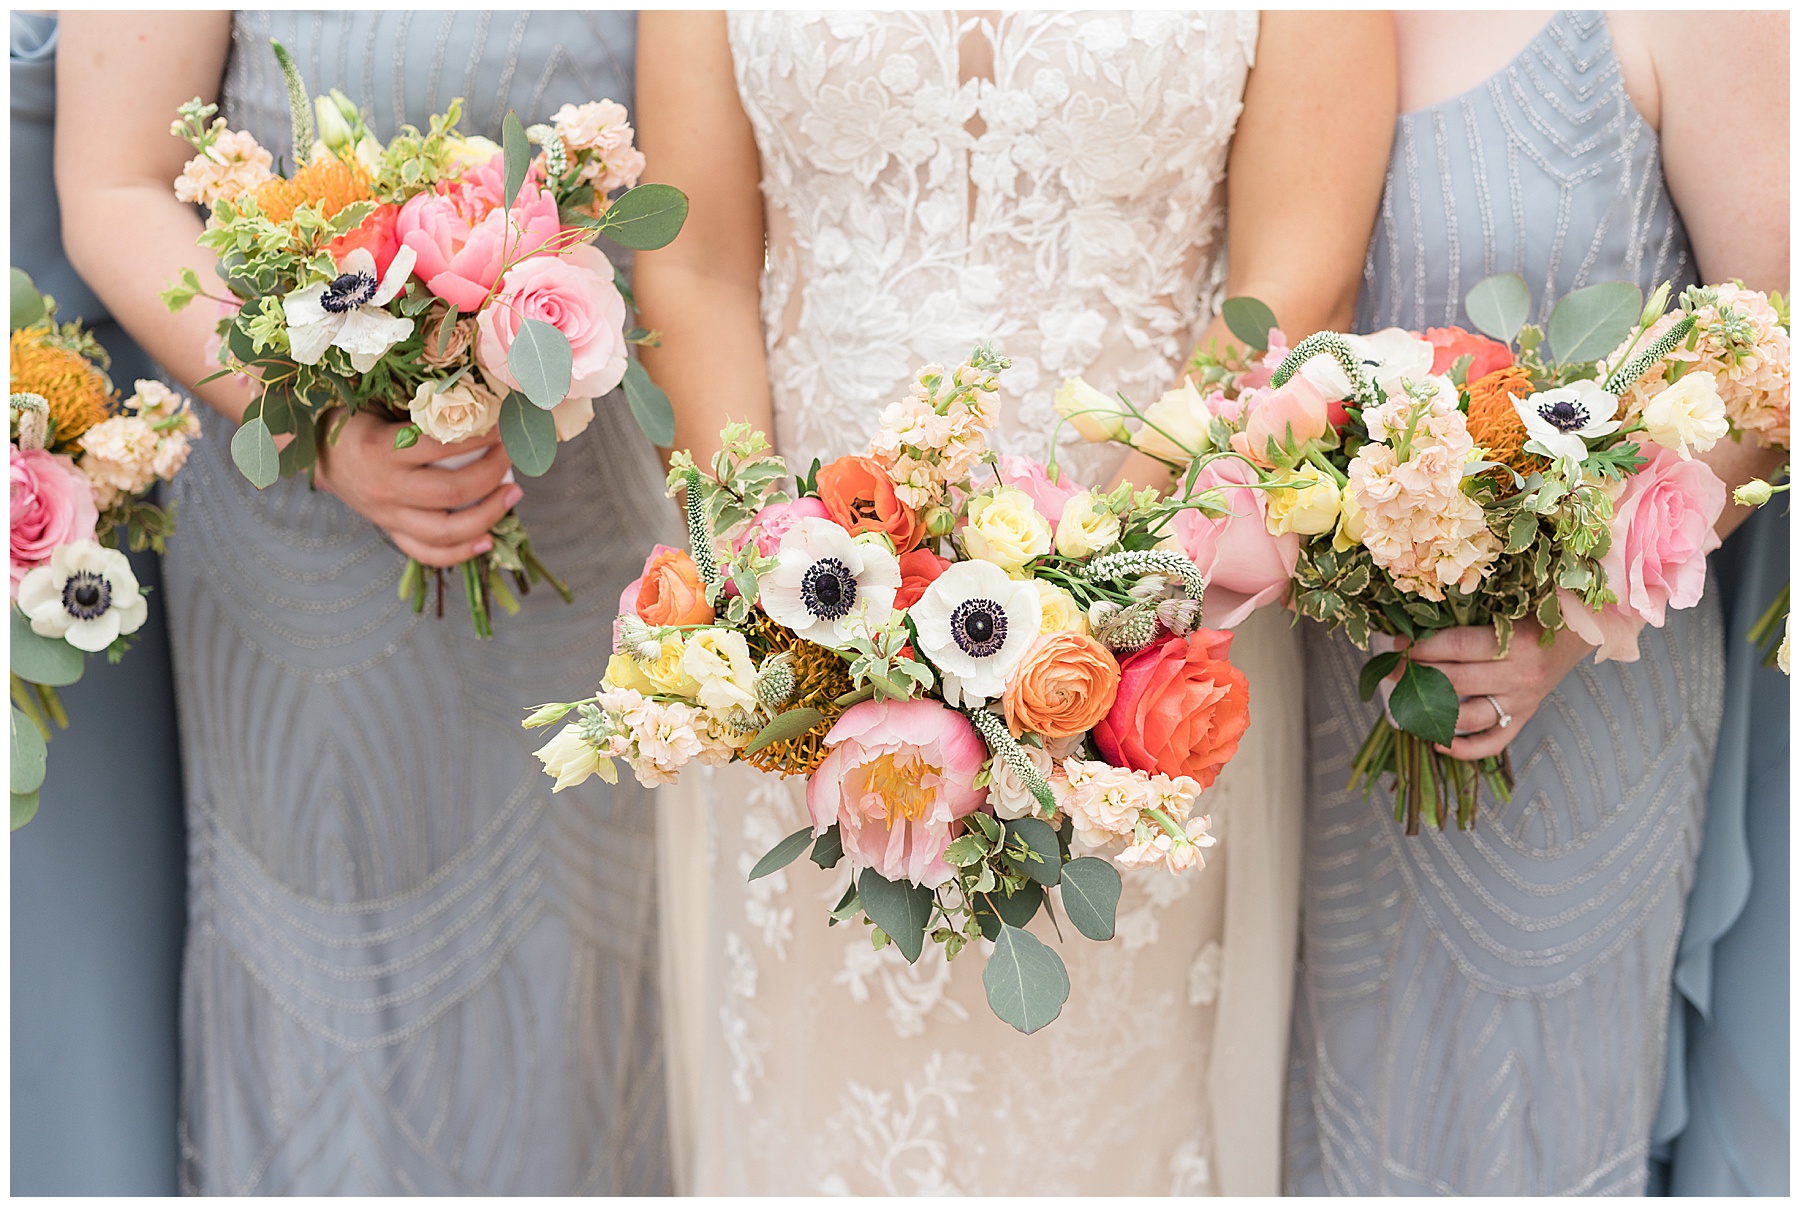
[1093,629,1250,791]
[634,547,714,627]
[1002,631,1121,738]
[10,446,98,599]
[815,454,924,552]
[397,154,561,310]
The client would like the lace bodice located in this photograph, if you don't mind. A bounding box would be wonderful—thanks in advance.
[729,9,1256,484]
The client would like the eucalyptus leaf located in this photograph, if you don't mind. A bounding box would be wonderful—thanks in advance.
[12,789,39,830]
[11,268,46,330]
[1463,273,1531,344]
[983,879,1043,929]
[1547,281,1642,366]
[508,317,574,410]
[278,409,318,478]
[1388,659,1460,747]
[856,869,933,964]
[1220,296,1278,351]
[230,417,279,489]
[748,826,815,881]
[1002,817,1061,886]
[622,355,677,448]
[982,924,1070,1034]
[598,183,690,251]
[744,706,826,754]
[1058,857,1122,942]
[1357,650,1403,702]
[810,824,844,869]
[498,390,557,478]
[613,266,638,312]
[11,609,84,687]
[260,383,295,436]
[11,705,47,795]
[501,111,529,211]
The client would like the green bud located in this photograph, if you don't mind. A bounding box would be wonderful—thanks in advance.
[314,95,354,152]
[522,700,578,729]
[924,505,956,536]
[852,529,897,557]
[327,88,360,125]
[1641,280,1672,328]
[1734,478,1774,508]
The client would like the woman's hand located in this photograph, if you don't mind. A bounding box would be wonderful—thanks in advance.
[1406,620,1597,760]
[312,410,521,567]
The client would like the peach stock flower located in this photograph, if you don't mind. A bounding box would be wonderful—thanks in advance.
[634,547,714,627]
[815,454,924,552]
[174,129,275,208]
[1002,631,1120,738]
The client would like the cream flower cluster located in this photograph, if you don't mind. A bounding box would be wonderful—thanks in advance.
[1347,390,1499,601]
[866,364,1001,509]
[550,100,647,193]
[1060,758,1214,873]
[1615,284,1791,449]
[78,380,201,511]
[173,129,275,208]
[596,686,739,787]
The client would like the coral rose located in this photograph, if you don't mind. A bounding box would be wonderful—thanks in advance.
[815,454,924,552]
[1093,629,1250,791]
[1171,456,1298,629]
[326,202,402,278]
[634,547,714,627]
[1426,325,1513,381]
[894,547,950,610]
[1003,631,1121,739]
[11,446,98,599]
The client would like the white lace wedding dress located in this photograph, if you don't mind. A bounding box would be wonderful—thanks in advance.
[658,11,1305,1194]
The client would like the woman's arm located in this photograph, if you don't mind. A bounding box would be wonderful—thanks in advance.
[634,11,772,473]
[55,13,517,567]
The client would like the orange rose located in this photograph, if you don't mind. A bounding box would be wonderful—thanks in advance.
[635,548,714,626]
[815,455,924,552]
[1093,630,1249,790]
[894,548,950,610]
[1003,631,1121,739]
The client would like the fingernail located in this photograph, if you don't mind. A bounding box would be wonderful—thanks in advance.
[505,486,524,508]
[473,537,493,555]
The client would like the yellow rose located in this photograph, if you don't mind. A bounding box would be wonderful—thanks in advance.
[1132,377,1213,461]
[1642,371,1729,459]
[1031,579,1089,635]
[1054,377,1130,443]
[1265,464,1341,537]
[1332,482,1367,552]
[964,486,1052,573]
[605,638,698,698]
[444,134,503,170]
[681,628,758,716]
[1054,490,1123,557]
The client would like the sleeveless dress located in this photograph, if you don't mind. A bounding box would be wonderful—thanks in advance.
[656,12,1308,1196]
[10,13,185,1193]
[1283,13,1724,1195]
[163,12,677,1194]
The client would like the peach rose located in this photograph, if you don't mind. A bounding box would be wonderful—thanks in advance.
[1003,631,1121,739]
[815,454,924,552]
[1229,375,1334,468]
[634,547,714,627]
[894,547,950,610]
[1093,629,1250,791]
[477,242,629,401]
[1171,456,1298,629]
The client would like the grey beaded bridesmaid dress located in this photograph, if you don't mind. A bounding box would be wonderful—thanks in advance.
[162,12,676,1194]
[1283,13,1723,1195]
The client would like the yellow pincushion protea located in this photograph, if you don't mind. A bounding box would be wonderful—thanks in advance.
[253,156,376,224]
[740,609,856,778]
[10,326,113,447]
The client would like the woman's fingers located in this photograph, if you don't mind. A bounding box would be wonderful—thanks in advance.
[1451,694,1504,736]
[1419,659,1518,698]
[396,444,516,511]
[390,480,520,557]
[1408,625,1502,663]
[393,422,503,465]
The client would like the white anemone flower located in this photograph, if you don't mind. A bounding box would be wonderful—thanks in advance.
[283,245,418,372]
[1302,328,1435,400]
[758,517,900,646]
[908,559,1043,708]
[17,540,149,652]
[1513,379,1621,463]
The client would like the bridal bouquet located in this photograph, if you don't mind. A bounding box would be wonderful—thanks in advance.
[525,347,1252,1032]
[9,270,198,829]
[1065,276,1787,831]
[162,40,687,636]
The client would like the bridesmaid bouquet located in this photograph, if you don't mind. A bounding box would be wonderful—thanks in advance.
[9,270,198,829]
[1066,276,1787,832]
[525,347,1252,1032]
[161,40,688,636]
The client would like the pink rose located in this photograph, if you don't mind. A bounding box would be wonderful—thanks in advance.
[734,497,831,558]
[1172,456,1298,628]
[808,698,991,889]
[1229,374,1333,468]
[1564,444,1724,661]
[477,243,629,401]
[1236,327,1288,392]
[11,446,98,599]
[396,154,562,311]
[997,454,1081,525]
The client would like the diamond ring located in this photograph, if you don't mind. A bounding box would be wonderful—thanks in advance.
[1485,694,1512,730]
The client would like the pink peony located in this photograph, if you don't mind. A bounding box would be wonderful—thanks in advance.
[396,154,562,311]
[476,243,629,401]
[1172,456,1298,628]
[11,446,98,599]
[734,496,831,558]
[807,698,991,889]
[1229,374,1334,468]
[1587,444,1725,649]
[997,454,1081,525]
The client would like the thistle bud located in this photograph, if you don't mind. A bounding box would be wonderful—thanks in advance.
[1156,597,1202,636]
[1097,602,1161,655]
[755,653,796,711]
[1734,478,1774,508]
[617,614,663,662]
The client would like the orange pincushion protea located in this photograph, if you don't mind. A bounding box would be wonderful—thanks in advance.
[1464,365,1545,473]
[10,328,113,445]
[739,608,856,777]
[254,157,375,224]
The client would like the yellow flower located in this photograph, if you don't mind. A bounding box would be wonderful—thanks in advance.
[1641,371,1729,460]
[1054,377,1129,443]
[1265,464,1341,536]
[605,636,699,699]
[1332,486,1366,553]
[10,328,112,446]
[1132,377,1213,461]
[535,723,617,792]
[681,628,759,717]
[444,135,503,170]
[964,486,1052,573]
[1054,490,1123,557]
[1031,579,1089,636]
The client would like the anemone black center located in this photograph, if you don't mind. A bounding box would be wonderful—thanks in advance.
[949,598,1007,658]
[320,271,378,314]
[61,570,111,621]
[1539,399,1587,431]
[800,557,856,621]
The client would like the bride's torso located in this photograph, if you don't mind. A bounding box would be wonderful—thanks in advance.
[728,9,1257,484]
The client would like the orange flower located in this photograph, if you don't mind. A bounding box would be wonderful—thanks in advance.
[815,455,924,552]
[325,201,402,276]
[1465,364,1544,472]
[635,548,714,627]
[1094,630,1250,791]
[10,329,113,445]
[1003,631,1121,739]
[254,157,375,224]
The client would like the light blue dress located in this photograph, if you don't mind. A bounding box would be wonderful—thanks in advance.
[9,13,185,1195]
[1284,13,1723,1195]
[161,12,676,1194]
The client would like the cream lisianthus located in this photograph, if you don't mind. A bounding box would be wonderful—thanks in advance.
[1640,371,1728,460]
[16,540,149,652]
[1054,377,1130,443]
[681,628,759,716]
[1031,579,1088,635]
[964,486,1053,573]
[535,723,619,792]
[409,375,502,445]
[1332,484,1367,553]
[1053,490,1122,557]
[1133,377,1214,461]
[1264,463,1342,536]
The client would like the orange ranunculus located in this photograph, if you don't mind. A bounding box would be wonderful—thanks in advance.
[326,201,402,277]
[1426,326,1513,381]
[1093,629,1249,791]
[1003,631,1121,739]
[635,548,714,627]
[815,455,924,552]
[893,548,950,610]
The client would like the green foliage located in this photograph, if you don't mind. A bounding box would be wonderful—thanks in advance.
[11,704,47,797]
[1058,857,1123,942]
[1463,273,1531,344]
[507,317,574,410]
[1220,295,1277,351]
[982,925,1070,1034]
[501,111,530,211]
[499,390,558,477]
[1547,281,1641,365]
[744,706,826,754]
[856,869,934,964]
[11,610,85,687]
[810,824,845,869]
[1001,817,1061,887]
[1387,660,1459,747]
[11,268,47,330]
[622,355,676,448]
[231,416,280,489]
[748,826,815,881]
[591,183,690,251]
